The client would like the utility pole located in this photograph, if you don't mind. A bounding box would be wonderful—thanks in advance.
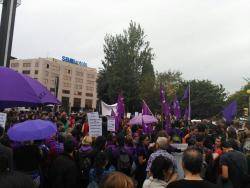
[0,0,21,67]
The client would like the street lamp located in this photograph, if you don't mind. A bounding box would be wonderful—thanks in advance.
[0,0,21,67]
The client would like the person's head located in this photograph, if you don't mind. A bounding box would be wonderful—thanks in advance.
[82,136,93,146]
[190,126,199,136]
[117,135,125,147]
[64,136,75,154]
[221,140,233,153]
[156,130,169,140]
[95,152,108,169]
[195,134,204,148]
[227,127,237,140]
[139,134,150,146]
[94,136,107,151]
[214,136,222,148]
[182,147,203,175]
[100,172,134,188]
[150,156,174,182]
[156,137,169,150]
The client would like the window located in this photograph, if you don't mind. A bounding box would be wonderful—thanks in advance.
[74,91,82,96]
[76,71,84,77]
[75,78,83,83]
[74,84,82,90]
[23,63,31,67]
[50,88,55,92]
[63,75,71,81]
[73,98,81,108]
[87,74,95,79]
[85,99,93,109]
[11,63,19,67]
[62,90,70,94]
[87,80,94,85]
[35,70,39,74]
[34,78,38,80]
[35,62,39,67]
[86,86,94,91]
[86,93,93,97]
[22,70,30,74]
[63,82,71,88]
[47,64,49,69]
[68,70,71,74]
[45,71,49,77]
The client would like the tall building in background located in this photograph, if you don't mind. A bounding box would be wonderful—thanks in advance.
[10,57,97,111]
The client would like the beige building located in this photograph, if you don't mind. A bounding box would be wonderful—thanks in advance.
[10,57,97,111]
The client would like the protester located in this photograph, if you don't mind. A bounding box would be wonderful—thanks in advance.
[88,151,115,187]
[48,136,80,188]
[100,171,134,188]
[219,140,249,188]
[146,137,178,182]
[167,147,219,188]
[143,156,174,188]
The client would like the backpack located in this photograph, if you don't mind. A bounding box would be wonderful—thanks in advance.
[117,148,131,174]
[78,151,92,179]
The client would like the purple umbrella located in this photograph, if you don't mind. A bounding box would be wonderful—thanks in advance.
[129,114,158,125]
[0,67,60,109]
[7,119,57,142]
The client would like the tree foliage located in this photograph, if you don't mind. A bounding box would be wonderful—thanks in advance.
[177,80,227,119]
[97,21,155,112]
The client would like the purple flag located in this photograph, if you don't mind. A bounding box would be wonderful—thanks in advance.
[142,100,152,115]
[173,97,181,120]
[142,100,153,134]
[223,101,237,123]
[182,86,189,100]
[115,93,125,132]
[111,109,119,132]
[183,107,189,121]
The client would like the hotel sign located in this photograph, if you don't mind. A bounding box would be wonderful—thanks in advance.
[62,56,87,67]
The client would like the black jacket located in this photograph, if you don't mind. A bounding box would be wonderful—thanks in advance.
[49,153,80,188]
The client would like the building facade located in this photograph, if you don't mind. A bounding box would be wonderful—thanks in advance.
[10,57,97,111]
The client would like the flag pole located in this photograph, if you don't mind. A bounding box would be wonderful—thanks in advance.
[188,83,191,121]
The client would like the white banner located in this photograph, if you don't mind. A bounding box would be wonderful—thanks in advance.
[101,101,117,116]
[107,117,115,132]
[0,113,7,128]
[87,112,102,137]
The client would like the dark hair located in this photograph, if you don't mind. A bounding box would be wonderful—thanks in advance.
[182,147,203,174]
[150,156,173,180]
[138,134,149,145]
[117,135,125,147]
[221,140,233,149]
[94,136,107,151]
[64,137,75,154]
[196,134,204,142]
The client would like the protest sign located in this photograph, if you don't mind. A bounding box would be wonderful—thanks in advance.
[107,117,115,132]
[87,112,102,137]
[0,113,7,128]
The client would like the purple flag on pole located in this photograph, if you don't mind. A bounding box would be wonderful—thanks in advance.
[223,101,237,123]
[182,86,189,100]
[173,97,181,120]
[183,107,189,121]
[142,100,153,134]
[142,100,152,115]
[115,93,125,132]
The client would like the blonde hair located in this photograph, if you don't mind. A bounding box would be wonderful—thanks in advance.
[100,172,134,188]
[82,136,93,145]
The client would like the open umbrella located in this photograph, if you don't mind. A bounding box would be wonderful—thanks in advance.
[7,119,57,141]
[0,67,60,109]
[129,114,158,125]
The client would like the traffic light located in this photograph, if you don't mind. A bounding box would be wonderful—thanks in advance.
[243,108,248,117]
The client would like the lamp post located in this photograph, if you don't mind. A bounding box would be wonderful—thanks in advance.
[247,89,250,119]
[0,0,21,67]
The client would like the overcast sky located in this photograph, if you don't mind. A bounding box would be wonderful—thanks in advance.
[1,0,250,93]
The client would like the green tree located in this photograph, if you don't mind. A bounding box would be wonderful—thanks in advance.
[97,21,155,112]
[177,80,227,119]
[227,83,250,116]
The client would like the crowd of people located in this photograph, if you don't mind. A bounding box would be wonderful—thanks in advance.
[0,109,250,188]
